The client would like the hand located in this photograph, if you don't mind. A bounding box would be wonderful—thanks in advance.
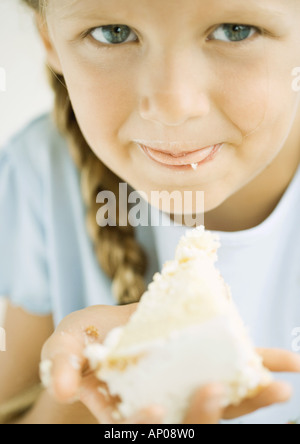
[183,348,300,424]
[41,305,300,424]
[41,304,164,424]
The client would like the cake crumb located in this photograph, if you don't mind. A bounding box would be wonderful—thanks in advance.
[97,385,110,401]
[111,408,122,422]
[84,326,99,340]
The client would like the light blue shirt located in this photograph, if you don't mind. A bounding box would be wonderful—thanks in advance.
[0,113,159,325]
[0,113,299,424]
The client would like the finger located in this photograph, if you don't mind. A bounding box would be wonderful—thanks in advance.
[183,384,225,425]
[257,348,300,373]
[80,375,165,425]
[224,381,292,420]
[41,329,86,403]
[79,374,117,424]
[121,406,166,424]
[49,353,85,402]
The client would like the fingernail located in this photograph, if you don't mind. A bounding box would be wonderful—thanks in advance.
[204,393,225,412]
[202,384,226,412]
[150,406,166,418]
[208,383,226,397]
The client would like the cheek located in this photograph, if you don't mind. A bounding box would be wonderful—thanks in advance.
[212,46,298,139]
[215,50,299,160]
[213,55,270,137]
[61,57,136,163]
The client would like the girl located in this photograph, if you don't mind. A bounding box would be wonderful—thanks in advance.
[1,0,300,424]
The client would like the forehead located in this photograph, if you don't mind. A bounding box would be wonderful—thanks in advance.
[48,0,296,19]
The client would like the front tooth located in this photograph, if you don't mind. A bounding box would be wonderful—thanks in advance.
[191,163,198,170]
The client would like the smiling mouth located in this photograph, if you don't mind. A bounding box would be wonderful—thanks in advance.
[137,143,223,169]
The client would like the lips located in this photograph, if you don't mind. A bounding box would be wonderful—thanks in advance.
[138,143,223,167]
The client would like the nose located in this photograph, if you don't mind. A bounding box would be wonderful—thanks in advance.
[139,51,211,127]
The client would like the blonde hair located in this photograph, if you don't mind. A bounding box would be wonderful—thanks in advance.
[22,0,147,305]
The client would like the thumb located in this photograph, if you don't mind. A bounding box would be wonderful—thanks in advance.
[51,353,84,402]
[183,384,225,424]
[40,330,86,403]
[40,352,85,403]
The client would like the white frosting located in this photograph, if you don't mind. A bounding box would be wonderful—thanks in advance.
[39,359,53,389]
[84,226,272,424]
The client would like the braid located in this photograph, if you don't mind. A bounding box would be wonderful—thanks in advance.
[46,68,147,305]
[22,0,148,304]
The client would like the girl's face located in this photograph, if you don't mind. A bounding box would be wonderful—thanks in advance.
[44,0,300,214]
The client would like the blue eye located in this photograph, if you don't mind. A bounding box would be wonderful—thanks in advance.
[210,24,257,42]
[90,25,138,45]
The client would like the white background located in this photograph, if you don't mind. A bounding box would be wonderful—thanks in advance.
[0,0,54,325]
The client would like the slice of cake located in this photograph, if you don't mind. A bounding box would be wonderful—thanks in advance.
[85,226,272,424]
